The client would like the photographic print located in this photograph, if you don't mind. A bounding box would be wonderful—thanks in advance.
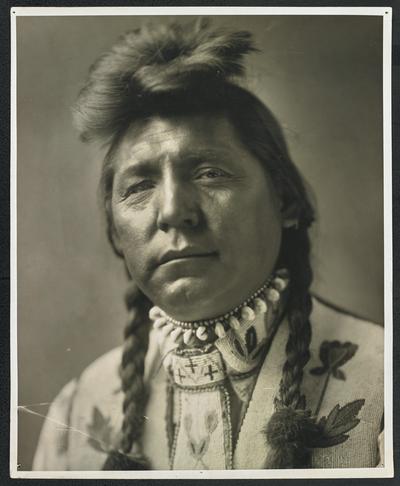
[10,6,393,479]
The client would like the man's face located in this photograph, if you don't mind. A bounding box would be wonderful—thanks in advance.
[111,114,283,321]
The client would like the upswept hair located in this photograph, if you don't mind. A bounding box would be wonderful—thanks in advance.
[73,18,315,470]
[74,18,255,143]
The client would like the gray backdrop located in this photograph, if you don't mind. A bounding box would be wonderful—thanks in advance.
[16,15,384,469]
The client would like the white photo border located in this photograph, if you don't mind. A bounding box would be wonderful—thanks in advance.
[9,6,394,479]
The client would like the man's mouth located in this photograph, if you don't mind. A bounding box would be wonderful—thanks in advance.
[159,249,218,266]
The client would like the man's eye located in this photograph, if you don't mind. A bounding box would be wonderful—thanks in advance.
[196,168,228,179]
[123,180,154,198]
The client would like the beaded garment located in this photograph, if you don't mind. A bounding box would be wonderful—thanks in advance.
[148,270,289,469]
[32,295,384,471]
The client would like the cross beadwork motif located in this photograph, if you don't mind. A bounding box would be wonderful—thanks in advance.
[204,364,218,381]
[185,358,198,374]
[177,368,185,383]
[172,349,225,387]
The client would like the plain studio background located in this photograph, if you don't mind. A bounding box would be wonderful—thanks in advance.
[16,15,383,470]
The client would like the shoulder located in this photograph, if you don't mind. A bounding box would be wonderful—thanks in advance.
[32,379,79,470]
[33,347,125,471]
[308,295,384,393]
[310,295,384,354]
[72,345,125,427]
[66,347,125,470]
[78,346,123,392]
[305,297,384,467]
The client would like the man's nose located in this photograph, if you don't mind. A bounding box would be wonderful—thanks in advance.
[156,176,200,232]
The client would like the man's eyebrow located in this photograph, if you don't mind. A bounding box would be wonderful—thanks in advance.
[117,147,231,179]
[118,159,160,178]
[179,148,231,162]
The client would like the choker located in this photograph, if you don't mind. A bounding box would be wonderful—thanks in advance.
[148,268,289,346]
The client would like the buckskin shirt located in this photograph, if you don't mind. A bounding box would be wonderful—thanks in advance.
[33,298,384,470]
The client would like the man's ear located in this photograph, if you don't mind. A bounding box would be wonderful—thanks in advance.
[281,200,299,229]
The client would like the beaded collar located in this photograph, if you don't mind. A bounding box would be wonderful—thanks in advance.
[149,268,289,347]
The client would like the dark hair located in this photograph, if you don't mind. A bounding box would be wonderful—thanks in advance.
[73,18,315,470]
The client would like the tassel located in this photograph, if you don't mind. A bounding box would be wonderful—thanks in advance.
[263,407,319,468]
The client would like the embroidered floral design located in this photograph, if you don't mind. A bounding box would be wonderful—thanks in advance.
[264,398,366,465]
[310,340,359,417]
[184,410,218,468]
[266,339,366,460]
[311,399,365,448]
[300,340,365,448]
[310,340,358,380]
[86,406,113,453]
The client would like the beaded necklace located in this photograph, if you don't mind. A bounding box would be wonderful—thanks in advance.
[149,268,289,347]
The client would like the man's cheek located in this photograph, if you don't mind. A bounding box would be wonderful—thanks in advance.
[124,238,154,279]
[125,251,150,285]
[116,221,141,248]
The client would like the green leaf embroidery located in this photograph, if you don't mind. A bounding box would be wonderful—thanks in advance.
[308,399,365,448]
[322,399,365,435]
[86,406,113,453]
[305,341,365,449]
[333,369,346,380]
[311,340,360,418]
[310,340,358,378]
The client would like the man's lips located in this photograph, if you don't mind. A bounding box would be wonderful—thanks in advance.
[158,249,218,266]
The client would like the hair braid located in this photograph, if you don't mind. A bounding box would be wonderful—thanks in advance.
[102,284,152,470]
[263,225,315,469]
[277,226,313,409]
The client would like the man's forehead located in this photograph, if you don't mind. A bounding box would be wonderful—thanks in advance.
[119,115,237,164]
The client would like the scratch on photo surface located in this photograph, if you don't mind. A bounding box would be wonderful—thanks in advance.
[18,405,93,438]
[17,401,52,407]
[17,404,141,459]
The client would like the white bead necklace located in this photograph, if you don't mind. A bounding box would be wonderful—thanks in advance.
[149,268,289,346]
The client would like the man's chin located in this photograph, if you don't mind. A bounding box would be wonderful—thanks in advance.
[155,276,216,321]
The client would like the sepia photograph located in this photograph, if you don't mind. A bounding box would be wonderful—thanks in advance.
[10,6,393,479]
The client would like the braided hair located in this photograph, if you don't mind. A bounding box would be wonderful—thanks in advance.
[102,284,152,470]
[73,18,315,469]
